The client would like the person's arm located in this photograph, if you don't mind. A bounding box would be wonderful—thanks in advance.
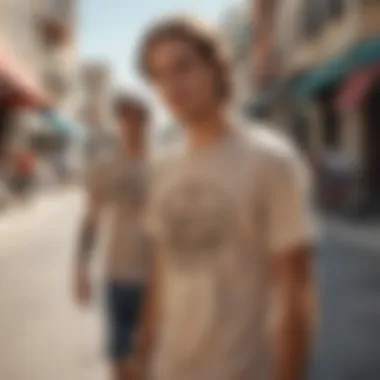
[76,193,102,264]
[125,165,162,379]
[265,145,317,380]
[127,252,160,378]
[73,174,105,306]
[271,246,316,380]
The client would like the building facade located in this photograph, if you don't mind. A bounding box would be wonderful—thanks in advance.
[35,0,78,112]
[0,0,77,108]
[79,61,113,131]
[0,0,79,176]
[219,2,253,111]
[250,0,380,215]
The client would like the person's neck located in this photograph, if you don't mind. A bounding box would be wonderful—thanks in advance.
[122,144,145,160]
[185,108,230,150]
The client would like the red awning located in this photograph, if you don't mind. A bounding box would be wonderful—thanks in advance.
[335,63,380,110]
[0,40,49,108]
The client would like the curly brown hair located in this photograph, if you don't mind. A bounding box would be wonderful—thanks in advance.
[137,15,232,101]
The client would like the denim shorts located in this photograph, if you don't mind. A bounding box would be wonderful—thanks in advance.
[106,282,144,361]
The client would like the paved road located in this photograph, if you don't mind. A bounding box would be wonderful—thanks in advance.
[0,189,106,380]
[310,236,380,380]
[0,189,379,380]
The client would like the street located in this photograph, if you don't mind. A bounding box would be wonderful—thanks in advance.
[0,189,106,380]
[311,237,380,380]
[0,188,379,380]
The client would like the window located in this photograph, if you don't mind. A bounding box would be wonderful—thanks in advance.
[302,0,326,39]
[329,0,345,19]
[302,7,318,38]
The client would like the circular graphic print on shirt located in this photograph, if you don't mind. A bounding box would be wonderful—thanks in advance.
[159,178,237,267]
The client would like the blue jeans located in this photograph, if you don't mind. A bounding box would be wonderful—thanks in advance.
[106,282,144,361]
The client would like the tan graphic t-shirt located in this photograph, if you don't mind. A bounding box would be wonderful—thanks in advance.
[86,144,150,283]
[148,124,315,380]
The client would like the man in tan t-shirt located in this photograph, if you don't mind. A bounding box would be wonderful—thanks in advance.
[128,16,317,380]
[73,93,151,380]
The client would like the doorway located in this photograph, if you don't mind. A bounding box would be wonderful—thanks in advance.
[363,80,380,202]
[0,106,12,162]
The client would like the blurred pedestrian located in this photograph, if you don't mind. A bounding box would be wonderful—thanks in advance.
[73,93,152,380]
[12,147,36,198]
[129,15,317,380]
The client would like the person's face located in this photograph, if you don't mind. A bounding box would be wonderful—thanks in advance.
[117,112,146,147]
[147,38,220,124]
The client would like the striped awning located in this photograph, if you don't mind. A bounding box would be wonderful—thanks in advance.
[294,36,380,102]
[335,63,380,109]
[294,57,350,101]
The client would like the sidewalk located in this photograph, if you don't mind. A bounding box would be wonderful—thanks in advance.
[0,183,80,217]
[0,186,83,258]
[321,214,380,253]
[0,184,105,380]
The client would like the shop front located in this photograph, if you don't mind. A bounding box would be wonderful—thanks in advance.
[293,37,380,216]
[335,62,380,216]
[10,108,86,189]
[0,40,49,162]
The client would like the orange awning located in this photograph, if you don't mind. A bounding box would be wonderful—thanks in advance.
[335,63,380,110]
[0,40,49,108]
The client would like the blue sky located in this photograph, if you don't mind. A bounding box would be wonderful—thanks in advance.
[78,0,233,91]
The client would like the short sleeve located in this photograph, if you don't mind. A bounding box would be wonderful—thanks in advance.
[265,146,316,255]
